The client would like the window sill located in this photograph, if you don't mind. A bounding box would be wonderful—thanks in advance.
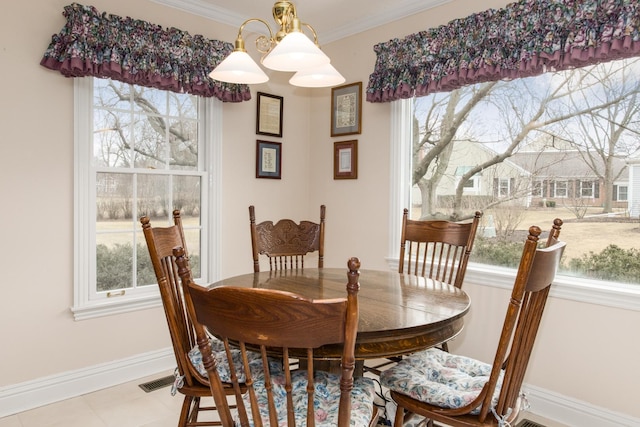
[465,262,640,311]
[71,294,163,321]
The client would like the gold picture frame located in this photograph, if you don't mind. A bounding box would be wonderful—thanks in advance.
[331,82,362,137]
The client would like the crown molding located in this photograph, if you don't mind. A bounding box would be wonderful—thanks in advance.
[321,0,451,43]
[150,0,451,43]
[151,0,247,28]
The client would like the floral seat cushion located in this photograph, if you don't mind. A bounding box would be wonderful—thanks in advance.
[234,370,377,426]
[188,338,271,383]
[380,348,503,415]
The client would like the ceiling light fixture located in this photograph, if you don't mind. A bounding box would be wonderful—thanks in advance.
[209,0,345,88]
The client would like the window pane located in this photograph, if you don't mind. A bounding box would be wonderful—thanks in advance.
[96,173,133,221]
[169,92,197,119]
[96,232,134,292]
[133,113,167,169]
[136,231,157,287]
[94,79,131,111]
[137,174,170,219]
[168,118,198,170]
[134,86,168,115]
[93,109,134,168]
[174,176,201,218]
[174,175,201,278]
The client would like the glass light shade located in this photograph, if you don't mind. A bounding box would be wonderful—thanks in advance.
[289,63,346,87]
[262,32,330,72]
[209,50,269,84]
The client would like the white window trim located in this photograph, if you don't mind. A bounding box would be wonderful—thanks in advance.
[498,177,510,197]
[72,78,222,320]
[553,180,568,198]
[616,184,628,201]
[388,99,640,312]
[580,180,595,198]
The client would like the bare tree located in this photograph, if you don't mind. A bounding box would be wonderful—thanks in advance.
[412,83,498,219]
[413,62,636,221]
[94,81,198,169]
[559,59,640,213]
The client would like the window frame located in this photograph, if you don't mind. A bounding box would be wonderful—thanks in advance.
[580,180,595,198]
[72,78,222,320]
[553,180,568,198]
[616,184,628,201]
[497,178,510,197]
[389,99,640,312]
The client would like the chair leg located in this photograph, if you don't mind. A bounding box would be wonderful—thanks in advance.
[394,405,404,427]
[179,395,196,427]
[187,396,201,424]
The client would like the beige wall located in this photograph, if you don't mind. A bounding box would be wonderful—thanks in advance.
[1,0,639,421]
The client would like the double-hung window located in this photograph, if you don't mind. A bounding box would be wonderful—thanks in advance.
[73,78,221,320]
[580,180,597,198]
[553,181,568,198]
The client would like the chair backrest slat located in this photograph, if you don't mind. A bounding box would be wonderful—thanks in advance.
[399,209,482,289]
[250,205,326,272]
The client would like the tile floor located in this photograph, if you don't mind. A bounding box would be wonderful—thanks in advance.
[0,368,567,427]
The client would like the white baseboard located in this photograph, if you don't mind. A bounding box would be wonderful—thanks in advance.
[0,347,175,418]
[2,349,639,426]
[523,384,640,427]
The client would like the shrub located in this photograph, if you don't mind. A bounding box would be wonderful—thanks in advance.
[96,243,200,292]
[471,237,524,268]
[472,240,640,285]
[568,245,640,284]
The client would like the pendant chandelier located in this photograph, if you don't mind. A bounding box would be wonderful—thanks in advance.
[209,0,345,88]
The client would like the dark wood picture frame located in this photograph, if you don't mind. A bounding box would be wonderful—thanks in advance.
[331,82,362,137]
[333,140,358,180]
[256,92,283,137]
[256,140,282,179]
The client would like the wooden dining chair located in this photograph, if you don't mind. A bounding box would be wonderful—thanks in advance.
[381,220,566,427]
[249,204,326,272]
[141,210,241,427]
[399,209,483,289]
[364,209,483,376]
[178,255,379,427]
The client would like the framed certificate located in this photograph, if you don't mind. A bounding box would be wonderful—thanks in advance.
[333,140,357,179]
[331,82,362,137]
[256,92,283,137]
[256,140,282,179]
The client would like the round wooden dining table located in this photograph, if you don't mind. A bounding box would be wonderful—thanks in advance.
[207,267,470,361]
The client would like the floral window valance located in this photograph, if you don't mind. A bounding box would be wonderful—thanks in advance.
[40,3,250,102]
[366,0,640,103]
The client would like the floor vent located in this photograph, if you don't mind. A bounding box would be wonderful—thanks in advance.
[516,420,546,427]
[138,375,174,393]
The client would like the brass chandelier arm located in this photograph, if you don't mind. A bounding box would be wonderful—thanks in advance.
[300,22,320,46]
[234,18,275,54]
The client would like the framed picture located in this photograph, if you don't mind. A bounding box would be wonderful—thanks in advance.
[256,92,283,137]
[333,140,358,179]
[256,140,282,179]
[331,82,362,137]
